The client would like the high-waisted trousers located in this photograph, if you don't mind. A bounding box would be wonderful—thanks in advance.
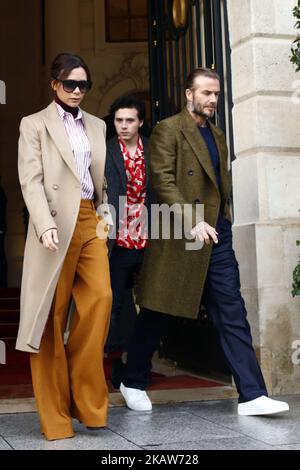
[30,200,112,440]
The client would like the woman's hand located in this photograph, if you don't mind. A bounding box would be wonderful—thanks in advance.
[41,229,59,251]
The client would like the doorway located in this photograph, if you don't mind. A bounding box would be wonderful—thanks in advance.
[0,0,234,398]
[147,0,233,381]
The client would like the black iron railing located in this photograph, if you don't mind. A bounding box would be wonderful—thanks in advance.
[148,0,235,160]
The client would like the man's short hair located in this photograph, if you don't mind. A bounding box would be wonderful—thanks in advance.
[185,68,220,90]
[110,94,145,121]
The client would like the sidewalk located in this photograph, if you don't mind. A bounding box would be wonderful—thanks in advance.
[0,394,298,450]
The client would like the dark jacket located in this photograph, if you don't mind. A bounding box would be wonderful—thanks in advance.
[105,135,153,254]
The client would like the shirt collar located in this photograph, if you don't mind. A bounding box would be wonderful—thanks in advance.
[119,136,144,159]
[55,102,83,121]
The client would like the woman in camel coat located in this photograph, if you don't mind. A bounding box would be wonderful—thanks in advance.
[17,53,112,441]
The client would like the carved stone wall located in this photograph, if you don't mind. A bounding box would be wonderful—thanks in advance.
[0,0,149,286]
[96,53,149,117]
[227,0,300,394]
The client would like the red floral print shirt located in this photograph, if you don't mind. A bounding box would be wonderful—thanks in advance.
[116,136,147,249]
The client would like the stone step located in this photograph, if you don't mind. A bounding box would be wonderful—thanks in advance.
[0,323,19,337]
[0,337,31,385]
[0,338,17,349]
[0,288,21,298]
[0,298,20,310]
[0,309,20,323]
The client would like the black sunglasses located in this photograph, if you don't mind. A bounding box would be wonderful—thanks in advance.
[58,79,92,93]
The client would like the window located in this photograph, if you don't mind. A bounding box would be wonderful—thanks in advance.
[105,0,148,42]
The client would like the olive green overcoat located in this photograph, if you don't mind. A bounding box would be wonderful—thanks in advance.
[136,108,232,318]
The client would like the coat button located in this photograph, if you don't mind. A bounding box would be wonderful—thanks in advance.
[52,184,59,190]
[188,170,194,176]
[51,210,57,217]
[194,199,201,204]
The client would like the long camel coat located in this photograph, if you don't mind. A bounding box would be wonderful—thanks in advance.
[16,101,108,353]
[136,108,232,318]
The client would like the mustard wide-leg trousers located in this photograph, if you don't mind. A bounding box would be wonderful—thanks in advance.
[30,200,112,441]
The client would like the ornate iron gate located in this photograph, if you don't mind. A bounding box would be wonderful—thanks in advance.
[148,0,234,159]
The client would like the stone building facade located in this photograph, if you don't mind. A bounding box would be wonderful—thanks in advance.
[228,0,300,393]
[0,0,299,394]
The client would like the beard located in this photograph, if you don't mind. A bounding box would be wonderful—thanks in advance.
[190,100,215,119]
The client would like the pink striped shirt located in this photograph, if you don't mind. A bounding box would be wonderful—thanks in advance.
[56,103,94,199]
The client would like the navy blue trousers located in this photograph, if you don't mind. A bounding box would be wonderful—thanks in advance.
[123,216,268,403]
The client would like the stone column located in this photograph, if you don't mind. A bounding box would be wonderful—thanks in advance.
[227,0,300,394]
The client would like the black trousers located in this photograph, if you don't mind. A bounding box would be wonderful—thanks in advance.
[105,245,144,353]
[123,216,268,403]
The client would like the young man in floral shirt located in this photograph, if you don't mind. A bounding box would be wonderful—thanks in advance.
[105,95,152,388]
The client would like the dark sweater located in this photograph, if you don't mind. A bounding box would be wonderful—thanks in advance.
[199,124,221,188]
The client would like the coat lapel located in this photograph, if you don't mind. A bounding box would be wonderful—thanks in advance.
[83,111,106,205]
[83,111,101,173]
[180,109,218,191]
[108,135,150,195]
[43,102,79,181]
[108,137,127,192]
[209,121,231,201]
[141,135,150,187]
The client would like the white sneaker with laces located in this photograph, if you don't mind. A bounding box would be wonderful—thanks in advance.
[237,395,289,416]
[120,383,152,411]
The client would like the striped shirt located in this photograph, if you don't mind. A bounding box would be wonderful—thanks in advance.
[56,103,94,199]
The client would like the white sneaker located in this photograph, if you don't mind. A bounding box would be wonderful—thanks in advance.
[238,395,289,416]
[120,383,152,411]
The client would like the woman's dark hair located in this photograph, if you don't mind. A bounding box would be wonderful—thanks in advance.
[51,52,92,82]
[110,94,145,121]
